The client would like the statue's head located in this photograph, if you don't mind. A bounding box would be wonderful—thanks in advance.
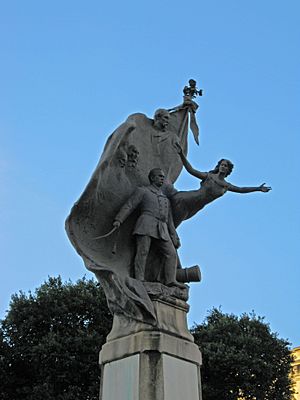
[212,159,234,177]
[148,168,165,187]
[153,109,170,131]
[127,145,139,165]
[189,79,196,88]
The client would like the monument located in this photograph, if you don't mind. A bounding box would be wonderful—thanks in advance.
[65,79,271,400]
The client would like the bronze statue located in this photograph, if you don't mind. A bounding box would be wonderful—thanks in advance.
[171,143,271,227]
[65,79,271,325]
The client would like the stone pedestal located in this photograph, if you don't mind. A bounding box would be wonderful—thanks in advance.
[99,299,202,400]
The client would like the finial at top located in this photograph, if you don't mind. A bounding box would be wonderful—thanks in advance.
[183,79,203,99]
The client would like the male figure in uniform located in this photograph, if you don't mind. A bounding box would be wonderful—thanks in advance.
[113,168,184,288]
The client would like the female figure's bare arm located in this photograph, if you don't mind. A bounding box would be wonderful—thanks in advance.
[227,182,272,194]
[174,143,207,180]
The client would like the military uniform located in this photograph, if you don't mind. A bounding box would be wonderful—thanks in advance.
[114,185,180,284]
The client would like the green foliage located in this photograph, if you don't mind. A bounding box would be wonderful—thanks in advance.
[192,308,294,400]
[0,276,112,400]
[0,280,294,400]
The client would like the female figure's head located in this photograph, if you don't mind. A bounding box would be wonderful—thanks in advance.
[211,159,234,177]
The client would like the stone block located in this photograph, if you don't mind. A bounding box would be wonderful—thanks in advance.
[107,298,194,342]
[99,330,202,400]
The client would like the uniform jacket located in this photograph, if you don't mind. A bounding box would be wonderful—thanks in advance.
[114,185,180,246]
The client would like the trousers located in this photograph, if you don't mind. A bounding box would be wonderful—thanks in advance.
[134,235,177,284]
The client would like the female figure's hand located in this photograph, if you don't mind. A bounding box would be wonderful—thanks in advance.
[173,140,183,154]
[259,183,272,192]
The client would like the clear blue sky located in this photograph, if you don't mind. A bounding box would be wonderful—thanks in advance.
[1,1,299,347]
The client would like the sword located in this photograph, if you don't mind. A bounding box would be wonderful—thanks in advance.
[92,226,120,254]
[92,227,117,240]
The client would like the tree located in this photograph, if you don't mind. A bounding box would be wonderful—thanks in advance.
[191,308,294,400]
[1,279,294,400]
[0,277,112,400]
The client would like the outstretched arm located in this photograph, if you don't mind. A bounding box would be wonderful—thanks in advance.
[113,187,144,227]
[227,182,272,194]
[174,143,207,180]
